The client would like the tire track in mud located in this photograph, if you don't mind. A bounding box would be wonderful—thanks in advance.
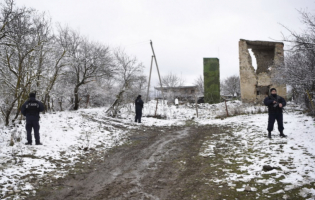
[93,127,190,200]
[27,125,197,200]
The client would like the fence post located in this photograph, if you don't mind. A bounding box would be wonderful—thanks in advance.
[225,99,229,117]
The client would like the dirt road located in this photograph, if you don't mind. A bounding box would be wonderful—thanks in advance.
[26,123,288,200]
[25,124,208,199]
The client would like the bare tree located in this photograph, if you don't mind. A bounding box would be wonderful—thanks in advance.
[0,5,44,125]
[273,50,315,108]
[275,10,315,112]
[106,49,144,117]
[0,0,17,42]
[0,0,148,123]
[194,75,204,95]
[62,28,112,110]
[40,32,67,112]
[281,10,315,51]
[221,75,240,97]
[113,48,144,90]
[130,75,147,95]
[161,72,185,87]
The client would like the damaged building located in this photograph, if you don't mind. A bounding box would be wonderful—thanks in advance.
[154,85,198,102]
[239,39,286,103]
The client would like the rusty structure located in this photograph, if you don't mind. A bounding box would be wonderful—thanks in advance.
[239,39,286,103]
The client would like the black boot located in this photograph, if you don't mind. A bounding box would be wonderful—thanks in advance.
[268,132,272,139]
[25,142,32,145]
[280,132,287,138]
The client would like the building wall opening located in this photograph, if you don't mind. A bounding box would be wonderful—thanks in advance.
[248,49,257,71]
[256,86,270,97]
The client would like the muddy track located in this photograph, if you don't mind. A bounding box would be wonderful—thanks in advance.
[25,124,204,200]
[27,124,259,200]
[20,114,313,200]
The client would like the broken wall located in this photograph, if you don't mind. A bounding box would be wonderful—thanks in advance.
[239,39,286,103]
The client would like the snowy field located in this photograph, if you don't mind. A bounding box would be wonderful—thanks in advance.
[123,99,270,122]
[0,100,315,199]
[0,108,133,199]
[196,103,315,199]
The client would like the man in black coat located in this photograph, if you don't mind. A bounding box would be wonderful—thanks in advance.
[21,92,45,145]
[264,88,287,139]
[135,95,144,123]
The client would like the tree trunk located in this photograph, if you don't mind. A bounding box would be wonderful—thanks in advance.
[86,94,90,108]
[51,98,54,111]
[12,95,24,124]
[74,86,80,110]
[43,93,48,114]
[106,90,125,117]
[59,97,63,111]
[5,110,11,126]
[12,108,20,125]
[5,101,16,126]
[47,95,51,111]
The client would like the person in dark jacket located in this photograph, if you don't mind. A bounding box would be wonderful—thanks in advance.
[135,95,144,123]
[263,88,287,139]
[21,92,45,145]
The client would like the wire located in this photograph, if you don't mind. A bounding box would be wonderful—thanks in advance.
[124,40,151,47]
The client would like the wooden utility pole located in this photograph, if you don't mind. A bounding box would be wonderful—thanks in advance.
[150,40,165,102]
[155,98,159,117]
[146,55,154,102]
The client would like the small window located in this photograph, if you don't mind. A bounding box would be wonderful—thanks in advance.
[257,91,260,95]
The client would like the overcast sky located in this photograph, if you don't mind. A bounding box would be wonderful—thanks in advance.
[15,0,315,86]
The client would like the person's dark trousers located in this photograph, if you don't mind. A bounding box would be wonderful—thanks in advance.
[135,109,142,123]
[267,113,284,133]
[26,119,40,144]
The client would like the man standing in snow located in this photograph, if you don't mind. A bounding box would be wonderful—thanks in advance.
[135,95,144,123]
[175,97,179,108]
[21,92,45,145]
[264,88,287,139]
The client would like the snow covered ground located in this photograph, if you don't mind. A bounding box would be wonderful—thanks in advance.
[123,99,269,121]
[197,103,315,199]
[0,108,132,199]
[0,100,315,199]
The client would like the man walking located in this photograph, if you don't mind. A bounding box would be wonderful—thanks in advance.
[21,92,45,145]
[135,95,143,123]
[264,88,287,139]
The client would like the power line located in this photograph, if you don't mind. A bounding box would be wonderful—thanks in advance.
[124,40,150,47]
